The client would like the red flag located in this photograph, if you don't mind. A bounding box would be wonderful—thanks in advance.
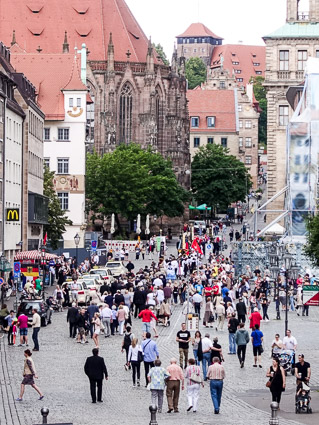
[191,237,203,255]
[43,232,48,246]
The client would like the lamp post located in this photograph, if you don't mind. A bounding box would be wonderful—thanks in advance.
[283,252,293,335]
[41,245,46,300]
[74,233,80,267]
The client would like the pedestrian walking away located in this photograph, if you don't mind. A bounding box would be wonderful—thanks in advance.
[207,357,225,414]
[147,359,170,414]
[251,324,263,368]
[166,358,184,413]
[235,323,250,368]
[84,348,108,403]
[185,358,204,413]
[141,332,159,386]
[128,337,143,387]
[16,349,44,401]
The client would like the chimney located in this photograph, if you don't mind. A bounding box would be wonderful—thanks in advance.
[11,30,16,46]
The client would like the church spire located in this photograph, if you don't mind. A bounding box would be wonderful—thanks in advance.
[146,37,154,73]
[11,29,16,46]
[107,32,114,71]
[63,31,69,53]
[171,43,178,74]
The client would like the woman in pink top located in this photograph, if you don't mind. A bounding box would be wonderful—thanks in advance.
[17,314,29,346]
[117,305,126,335]
[185,358,204,413]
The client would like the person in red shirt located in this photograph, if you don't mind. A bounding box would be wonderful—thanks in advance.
[138,306,157,335]
[204,284,213,301]
[249,308,262,329]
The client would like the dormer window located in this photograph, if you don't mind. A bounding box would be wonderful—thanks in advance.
[27,2,44,13]
[191,117,199,128]
[207,116,215,128]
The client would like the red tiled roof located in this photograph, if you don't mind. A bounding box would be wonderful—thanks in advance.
[177,23,223,39]
[0,0,156,62]
[11,53,87,120]
[187,89,237,132]
[211,44,266,87]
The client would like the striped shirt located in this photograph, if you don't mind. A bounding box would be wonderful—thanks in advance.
[207,363,225,380]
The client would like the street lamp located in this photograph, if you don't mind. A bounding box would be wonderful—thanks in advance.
[41,245,46,300]
[283,252,293,335]
[74,233,80,266]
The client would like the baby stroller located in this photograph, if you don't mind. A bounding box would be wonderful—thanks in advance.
[279,350,294,375]
[295,382,312,414]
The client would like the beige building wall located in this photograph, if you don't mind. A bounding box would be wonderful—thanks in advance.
[190,132,238,159]
[264,34,319,221]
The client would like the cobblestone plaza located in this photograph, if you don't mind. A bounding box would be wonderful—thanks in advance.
[1,252,318,425]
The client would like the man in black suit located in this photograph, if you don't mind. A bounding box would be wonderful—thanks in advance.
[84,348,108,403]
[67,303,79,338]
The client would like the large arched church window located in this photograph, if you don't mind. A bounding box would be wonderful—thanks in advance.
[119,83,133,143]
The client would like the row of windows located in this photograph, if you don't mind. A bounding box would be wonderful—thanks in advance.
[6,117,22,144]
[44,158,69,174]
[69,98,82,108]
[191,116,215,128]
[239,120,252,129]
[193,137,227,148]
[180,37,221,45]
[5,159,21,185]
[239,137,253,148]
[29,111,43,141]
[190,48,206,53]
[44,128,70,141]
[279,49,319,71]
[29,152,43,179]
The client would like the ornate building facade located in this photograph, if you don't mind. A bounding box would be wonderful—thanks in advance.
[263,0,319,220]
[0,0,190,188]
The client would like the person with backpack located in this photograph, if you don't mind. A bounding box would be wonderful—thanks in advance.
[128,337,143,387]
[122,325,134,371]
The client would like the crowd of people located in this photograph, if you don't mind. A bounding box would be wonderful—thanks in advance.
[0,228,315,417]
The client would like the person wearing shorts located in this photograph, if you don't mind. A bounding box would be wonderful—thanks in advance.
[251,324,263,368]
[71,280,79,305]
[17,313,28,346]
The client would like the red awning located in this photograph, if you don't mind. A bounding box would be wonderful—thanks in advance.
[14,250,59,261]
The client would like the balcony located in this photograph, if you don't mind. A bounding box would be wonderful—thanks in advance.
[28,192,48,225]
[298,12,309,21]
[295,70,304,80]
[277,71,291,80]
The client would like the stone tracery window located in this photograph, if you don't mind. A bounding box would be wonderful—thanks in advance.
[119,83,133,144]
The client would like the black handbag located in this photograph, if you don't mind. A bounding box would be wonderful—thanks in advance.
[138,350,144,363]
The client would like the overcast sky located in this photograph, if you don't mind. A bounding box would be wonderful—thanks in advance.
[126,0,287,60]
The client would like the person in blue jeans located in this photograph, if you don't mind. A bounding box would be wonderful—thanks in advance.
[201,333,213,380]
[207,357,225,414]
[228,313,239,354]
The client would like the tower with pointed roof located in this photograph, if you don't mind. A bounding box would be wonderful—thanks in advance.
[263,0,319,223]
[176,23,223,65]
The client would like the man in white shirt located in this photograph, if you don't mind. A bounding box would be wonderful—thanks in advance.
[282,329,297,351]
[192,291,203,319]
[202,333,213,381]
[101,304,112,337]
[153,276,163,288]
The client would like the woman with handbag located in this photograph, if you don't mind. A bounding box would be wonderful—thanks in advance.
[128,338,143,387]
[184,358,204,413]
[203,297,214,327]
[192,331,203,366]
[266,357,286,405]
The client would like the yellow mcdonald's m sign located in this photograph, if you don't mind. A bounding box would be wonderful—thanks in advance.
[6,208,19,222]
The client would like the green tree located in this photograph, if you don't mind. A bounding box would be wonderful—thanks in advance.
[153,43,169,66]
[251,76,267,146]
[304,214,319,267]
[185,57,207,89]
[86,144,189,231]
[43,166,72,250]
[191,144,251,212]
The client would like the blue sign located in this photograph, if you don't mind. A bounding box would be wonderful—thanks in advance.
[206,244,212,250]
[14,262,21,279]
[91,240,97,251]
[0,277,4,286]
[49,260,55,266]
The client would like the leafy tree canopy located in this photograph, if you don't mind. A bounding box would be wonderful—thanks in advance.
[86,144,189,225]
[153,43,169,66]
[191,144,251,211]
[304,214,319,267]
[185,57,207,89]
[43,166,72,250]
[251,76,267,146]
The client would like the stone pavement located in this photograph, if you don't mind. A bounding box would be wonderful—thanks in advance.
[1,247,319,425]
